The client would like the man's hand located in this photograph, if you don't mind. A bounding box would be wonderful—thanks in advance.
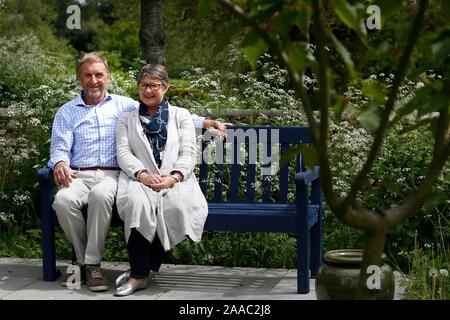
[203,119,228,138]
[54,161,76,188]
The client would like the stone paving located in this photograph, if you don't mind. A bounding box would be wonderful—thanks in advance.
[0,257,405,300]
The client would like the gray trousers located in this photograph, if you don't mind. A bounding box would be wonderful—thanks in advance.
[52,170,119,265]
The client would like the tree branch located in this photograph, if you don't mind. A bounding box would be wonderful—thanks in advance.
[339,0,429,213]
[217,0,317,138]
[387,105,450,225]
[218,0,339,209]
[311,0,339,212]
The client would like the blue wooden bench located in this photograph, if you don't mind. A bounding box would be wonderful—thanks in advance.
[36,125,323,294]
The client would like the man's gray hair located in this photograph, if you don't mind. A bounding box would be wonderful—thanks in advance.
[77,52,109,76]
[138,64,169,85]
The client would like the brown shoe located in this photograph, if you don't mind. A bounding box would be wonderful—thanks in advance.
[86,264,109,292]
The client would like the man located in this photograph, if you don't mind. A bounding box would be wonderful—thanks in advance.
[48,52,226,292]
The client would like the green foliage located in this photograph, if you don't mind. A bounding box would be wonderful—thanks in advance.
[102,229,128,262]
[168,232,297,269]
[0,0,73,54]
[394,209,450,300]
[335,0,367,46]
[165,0,244,76]
[0,35,76,233]
[99,20,142,70]
[0,229,42,258]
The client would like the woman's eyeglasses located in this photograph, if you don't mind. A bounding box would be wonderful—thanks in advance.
[139,83,164,91]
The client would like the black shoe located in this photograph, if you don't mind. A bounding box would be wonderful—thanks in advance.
[61,262,86,288]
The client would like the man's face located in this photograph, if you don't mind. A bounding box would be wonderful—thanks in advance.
[77,61,109,102]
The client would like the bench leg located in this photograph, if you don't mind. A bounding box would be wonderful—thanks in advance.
[309,209,323,276]
[297,229,310,294]
[42,220,58,281]
[38,167,59,281]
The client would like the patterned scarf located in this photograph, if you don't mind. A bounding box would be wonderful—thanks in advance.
[139,98,169,168]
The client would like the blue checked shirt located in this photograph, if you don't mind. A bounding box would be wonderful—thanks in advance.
[191,114,205,129]
[48,92,205,169]
[48,93,138,169]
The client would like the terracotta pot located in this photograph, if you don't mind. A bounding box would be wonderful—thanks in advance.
[315,249,395,300]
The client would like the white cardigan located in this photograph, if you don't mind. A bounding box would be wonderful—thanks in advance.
[115,103,208,251]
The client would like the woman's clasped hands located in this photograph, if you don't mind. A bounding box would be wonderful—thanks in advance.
[137,171,176,191]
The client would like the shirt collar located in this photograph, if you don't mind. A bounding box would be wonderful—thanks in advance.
[75,91,112,107]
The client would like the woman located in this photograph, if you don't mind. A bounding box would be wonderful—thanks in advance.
[114,64,208,296]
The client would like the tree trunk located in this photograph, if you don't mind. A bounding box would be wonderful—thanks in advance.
[140,0,165,65]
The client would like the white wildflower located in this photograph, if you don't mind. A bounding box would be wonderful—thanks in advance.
[429,268,438,277]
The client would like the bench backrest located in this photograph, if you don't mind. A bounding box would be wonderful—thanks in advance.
[197,125,313,204]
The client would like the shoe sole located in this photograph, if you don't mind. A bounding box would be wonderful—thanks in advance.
[114,285,147,297]
[88,285,110,292]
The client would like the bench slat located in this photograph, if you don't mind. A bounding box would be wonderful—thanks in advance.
[230,125,314,144]
[230,141,240,201]
[214,163,224,202]
[205,204,319,232]
[199,140,209,196]
[245,163,256,202]
[279,143,290,203]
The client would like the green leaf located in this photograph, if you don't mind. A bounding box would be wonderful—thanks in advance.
[330,33,356,79]
[396,86,434,119]
[374,178,402,195]
[273,9,299,36]
[375,0,403,22]
[431,28,450,77]
[418,91,448,117]
[398,117,436,135]
[242,30,268,69]
[196,0,217,19]
[280,144,318,171]
[358,101,381,135]
[335,0,367,46]
[439,0,450,16]
[431,29,450,62]
[297,2,312,42]
[286,41,315,71]
[362,79,387,105]
[280,145,302,168]
[213,23,241,56]
[332,95,349,122]
[300,145,318,171]
[365,40,390,61]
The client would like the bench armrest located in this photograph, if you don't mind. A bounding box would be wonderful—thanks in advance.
[294,166,320,186]
[37,167,54,185]
[36,167,55,220]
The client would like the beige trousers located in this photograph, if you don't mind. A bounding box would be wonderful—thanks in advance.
[52,170,119,265]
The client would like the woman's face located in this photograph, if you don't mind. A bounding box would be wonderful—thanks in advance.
[138,75,168,108]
